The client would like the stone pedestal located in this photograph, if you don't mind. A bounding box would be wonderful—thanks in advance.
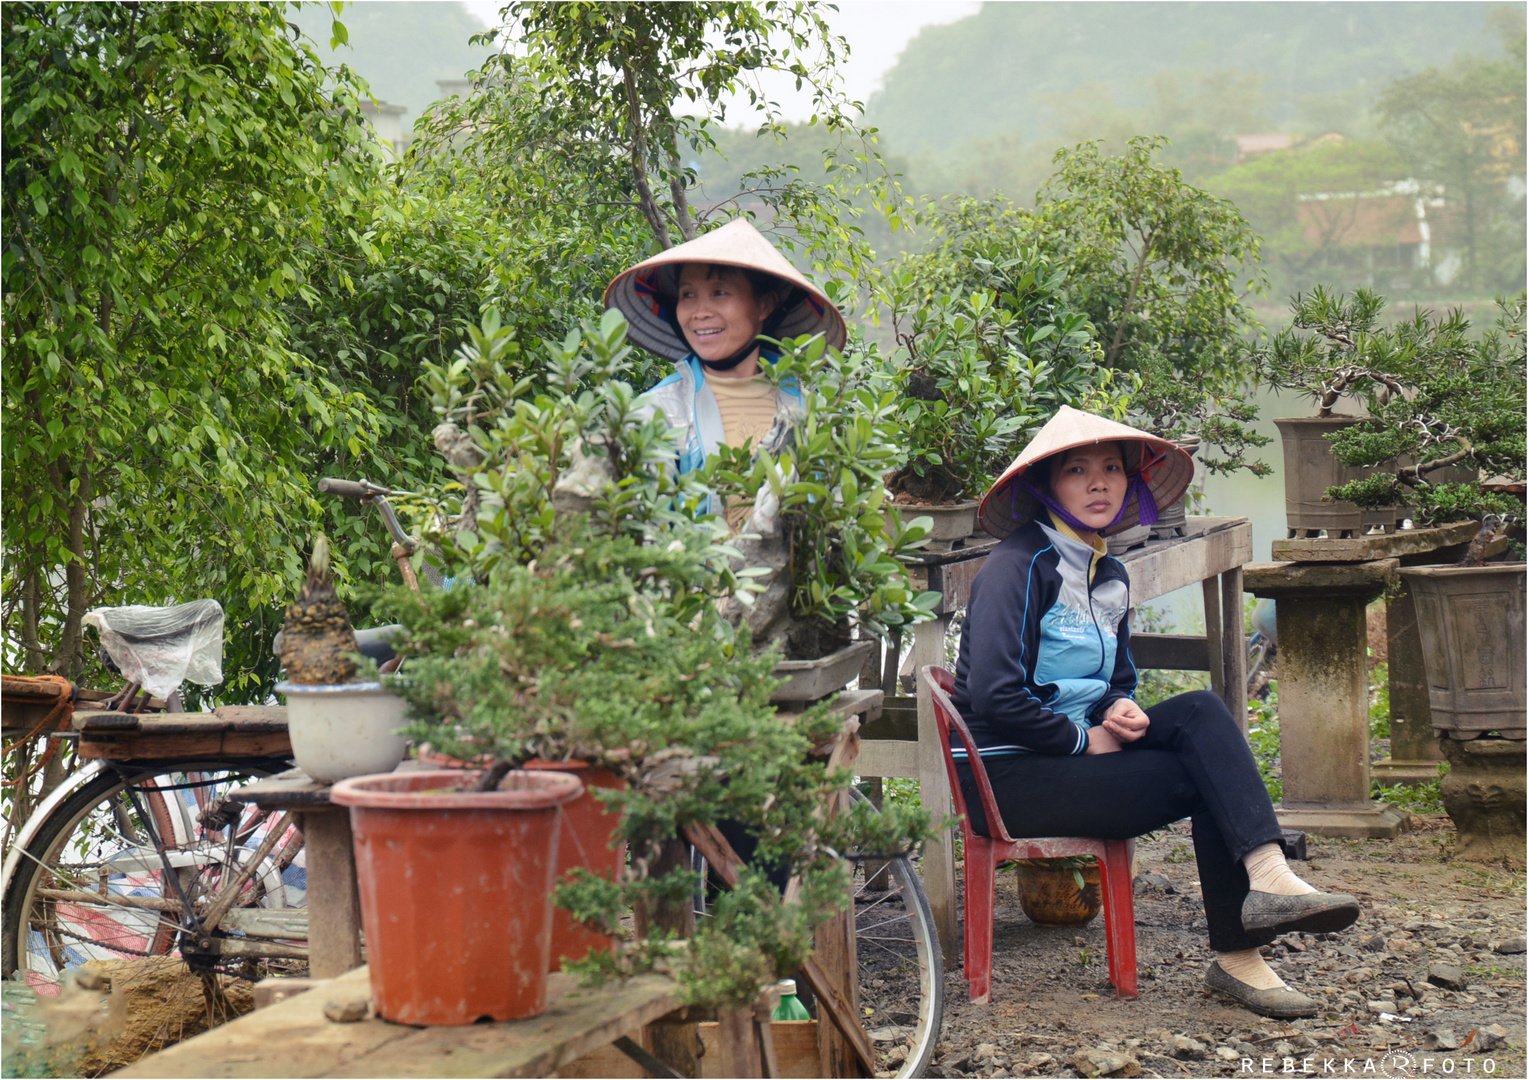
[1373,580,1446,786]
[1440,737,1527,865]
[1245,560,1409,839]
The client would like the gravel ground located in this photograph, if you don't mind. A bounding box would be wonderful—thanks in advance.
[926,815,1526,1079]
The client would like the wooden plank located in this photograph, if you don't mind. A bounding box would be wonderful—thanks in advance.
[231,768,335,810]
[74,712,289,735]
[108,967,409,1078]
[1220,566,1248,732]
[859,697,918,741]
[927,555,986,614]
[910,623,958,969]
[852,739,917,779]
[297,810,364,978]
[214,704,290,726]
[334,976,684,1078]
[1128,633,1211,671]
[559,1022,822,1080]
[1201,576,1225,701]
[1118,519,1252,604]
[1270,519,1479,563]
[78,730,292,761]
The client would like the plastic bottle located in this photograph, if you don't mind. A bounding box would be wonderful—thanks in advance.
[771,979,810,1021]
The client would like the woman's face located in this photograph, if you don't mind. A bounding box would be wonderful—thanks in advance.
[675,264,775,367]
[1049,443,1127,534]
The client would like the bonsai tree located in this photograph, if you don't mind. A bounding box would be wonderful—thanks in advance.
[1127,348,1272,478]
[391,310,932,1009]
[1323,293,1527,525]
[1251,286,1409,418]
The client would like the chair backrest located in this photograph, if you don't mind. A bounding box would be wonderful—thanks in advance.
[923,666,1016,844]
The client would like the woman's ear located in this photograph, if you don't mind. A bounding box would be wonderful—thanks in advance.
[755,289,780,323]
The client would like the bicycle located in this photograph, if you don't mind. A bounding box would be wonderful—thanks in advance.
[1,479,416,994]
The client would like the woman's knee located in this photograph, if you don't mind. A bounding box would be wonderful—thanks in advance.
[1148,689,1236,736]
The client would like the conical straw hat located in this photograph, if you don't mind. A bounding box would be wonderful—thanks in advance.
[978,405,1196,539]
[604,219,847,361]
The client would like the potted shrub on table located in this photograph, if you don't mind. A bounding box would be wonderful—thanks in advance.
[335,309,930,1026]
[1251,287,1413,539]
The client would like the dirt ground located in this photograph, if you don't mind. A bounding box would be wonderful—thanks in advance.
[927,816,1526,1079]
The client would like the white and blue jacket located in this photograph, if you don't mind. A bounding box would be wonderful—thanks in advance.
[950,516,1136,758]
[637,352,803,484]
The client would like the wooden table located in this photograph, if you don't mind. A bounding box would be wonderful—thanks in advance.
[108,966,684,1078]
[229,769,366,978]
[856,516,1253,958]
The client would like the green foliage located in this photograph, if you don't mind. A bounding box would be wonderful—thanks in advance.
[702,335,941,658]
[1,1,406,698]
[876,195,1128,500]
[1369,661,1391,740]
[1247,689,1283,804]
[1257,287,1526,522]
[1374,764,1448,816]
[384,523,928,1008]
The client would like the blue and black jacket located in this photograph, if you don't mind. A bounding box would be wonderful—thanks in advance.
[950,515,1136,758]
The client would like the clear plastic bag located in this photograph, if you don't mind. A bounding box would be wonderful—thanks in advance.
[82,599,225,699]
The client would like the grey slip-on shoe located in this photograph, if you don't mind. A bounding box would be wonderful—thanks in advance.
[1204,962,1319,1019]
[1242,889,1360,935]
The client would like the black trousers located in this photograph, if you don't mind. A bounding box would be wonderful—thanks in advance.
[956,690,1284,952]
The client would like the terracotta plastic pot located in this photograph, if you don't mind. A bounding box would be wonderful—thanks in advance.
[331,768,583,1024]
[521,760,627,970]
[1015,860,1102,927]
[409,750,628,971]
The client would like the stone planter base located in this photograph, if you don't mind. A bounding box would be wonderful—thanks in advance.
[886,500,980,542]
[1440,737,1526,865]
[1105,524,1150,555]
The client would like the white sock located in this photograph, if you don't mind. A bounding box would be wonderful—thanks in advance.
[1243,842,1316,895]
[1216,948,1286,990]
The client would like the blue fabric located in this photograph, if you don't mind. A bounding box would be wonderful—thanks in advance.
[649,352,801,478]
[949,519,1136,758]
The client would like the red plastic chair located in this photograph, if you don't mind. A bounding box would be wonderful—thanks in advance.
[923,666,1138,1004]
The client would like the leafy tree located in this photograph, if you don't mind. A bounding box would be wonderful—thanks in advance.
[1034,136,1264,374]
[1,2,397,695]
[1376,13,1526,292]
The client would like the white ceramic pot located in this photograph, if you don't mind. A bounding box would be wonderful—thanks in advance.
[275,681,408,783]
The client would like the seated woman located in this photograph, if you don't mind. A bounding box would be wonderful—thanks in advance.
[604,218,846,527]
[950,405,1359,1019]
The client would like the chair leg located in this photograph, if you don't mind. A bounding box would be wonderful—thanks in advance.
[1098,839,1138,1000]
[965,838,998,1005]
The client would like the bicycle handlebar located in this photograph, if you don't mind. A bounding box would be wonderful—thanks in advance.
[318,478,392,498]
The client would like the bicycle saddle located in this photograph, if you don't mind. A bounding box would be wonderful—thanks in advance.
[83,599,225,697]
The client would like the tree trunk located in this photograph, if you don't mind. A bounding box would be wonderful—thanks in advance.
[621,64,672,250]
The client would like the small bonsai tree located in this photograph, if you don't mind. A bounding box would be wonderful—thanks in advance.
[1323,293,1527,525]
[1127,348,1271,478]
[1251,286,1409,417]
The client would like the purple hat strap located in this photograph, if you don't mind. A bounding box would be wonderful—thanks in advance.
[1013,450,1165,532]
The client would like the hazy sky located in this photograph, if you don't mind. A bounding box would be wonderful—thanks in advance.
[461,0,981,121]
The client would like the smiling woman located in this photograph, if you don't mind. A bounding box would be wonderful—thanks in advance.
[603,218,847,492]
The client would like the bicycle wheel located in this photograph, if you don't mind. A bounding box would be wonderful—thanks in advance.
[848,787,944,1079]
[2,759,304,993]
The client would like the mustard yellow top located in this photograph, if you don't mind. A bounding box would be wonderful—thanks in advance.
[709,376,778,450]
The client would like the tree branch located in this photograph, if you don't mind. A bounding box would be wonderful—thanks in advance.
[621,63,672,249]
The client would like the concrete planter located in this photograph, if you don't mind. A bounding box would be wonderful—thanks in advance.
[1149,438,1200,539]
[770,640,876,704]
[886,500,980,541]
[1398,563,1526,740]
[1440,737,1527,864]
[1105,524,1150,555]
[1275,416,1396,539]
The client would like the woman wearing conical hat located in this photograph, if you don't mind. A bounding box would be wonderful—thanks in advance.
[605,219,845,526]
[952,406,1361,1019]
